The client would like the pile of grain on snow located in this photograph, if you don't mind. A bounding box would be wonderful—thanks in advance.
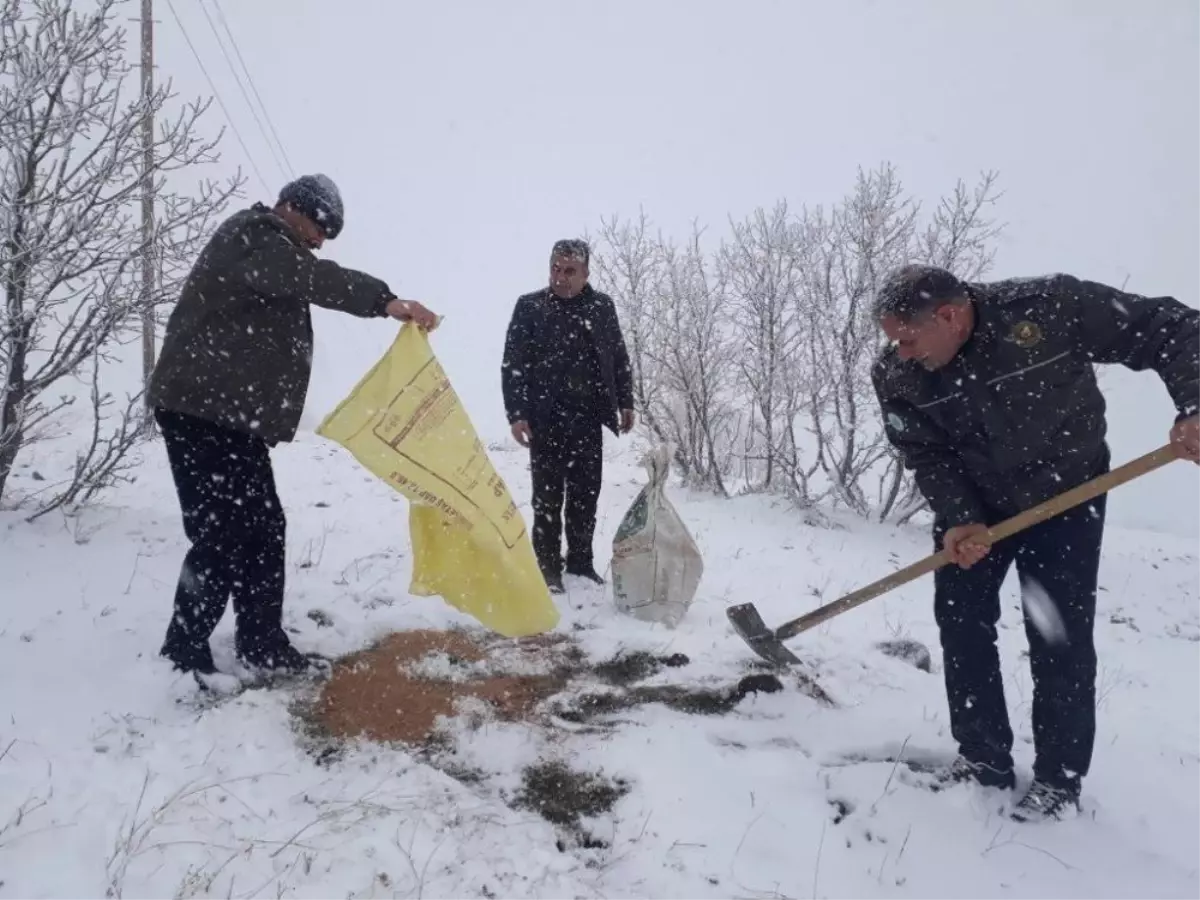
[312,628,574,744]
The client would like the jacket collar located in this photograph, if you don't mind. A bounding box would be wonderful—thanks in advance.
[546,283,595,303]
[251,201,308,250]
[952,285,1001,362]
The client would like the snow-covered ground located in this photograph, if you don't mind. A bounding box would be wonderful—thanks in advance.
[1,426,1197,899]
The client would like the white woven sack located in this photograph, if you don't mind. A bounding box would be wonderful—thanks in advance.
[610,444,703,628]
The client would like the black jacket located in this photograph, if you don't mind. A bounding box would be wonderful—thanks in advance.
[873,273,1200,526]
[149,203,394,445]
[501,285,634,435]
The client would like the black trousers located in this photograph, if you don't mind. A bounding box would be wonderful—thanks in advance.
[155,408,289,664]
[529,413,604,575]
[933,494,1106,792]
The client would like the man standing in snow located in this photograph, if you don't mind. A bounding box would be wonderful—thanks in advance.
[148,174,440,679]
[501,239,636,594]
[871,265,1199,822]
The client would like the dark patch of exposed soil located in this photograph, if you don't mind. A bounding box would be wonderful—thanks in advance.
[591,650,691,685]
[828,797,854,824]
[875,638,932,673]
[551,671,785,723]
[744,659,838,707]
[512,759,631,849]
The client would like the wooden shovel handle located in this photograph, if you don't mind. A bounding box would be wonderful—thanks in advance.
[775,444,1179,642]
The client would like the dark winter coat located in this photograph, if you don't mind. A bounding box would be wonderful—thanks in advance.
[873,273,1200,526]
[501,285,634,435]
[148,203,395,445]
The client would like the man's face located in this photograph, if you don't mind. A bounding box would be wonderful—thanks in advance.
[549,252,588,299]
[880,304,969,370]
[278,204,326,250]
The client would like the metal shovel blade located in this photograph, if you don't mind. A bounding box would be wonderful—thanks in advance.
[726,602,802,667]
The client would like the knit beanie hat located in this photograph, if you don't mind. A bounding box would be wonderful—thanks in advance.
[278,174,344,239]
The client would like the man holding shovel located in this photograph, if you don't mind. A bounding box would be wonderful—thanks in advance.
[871,265,1199,822]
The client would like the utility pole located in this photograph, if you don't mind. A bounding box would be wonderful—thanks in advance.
[139,0,156,434]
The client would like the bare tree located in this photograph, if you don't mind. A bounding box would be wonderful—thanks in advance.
[914,171,1003,279]
[591,216,741,493]
[726,164,1004,522]
[875,169,1004,523]
[796,164,921,516]
[588,210,671,445]
[720,200,806,492]
[587,163,1005,519]
[649,223,738,494]
[0,0,243,514]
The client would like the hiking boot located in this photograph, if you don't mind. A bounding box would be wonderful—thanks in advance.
[933,755,1016,791]
[1011,779,1081,822]
[542,569,565,594]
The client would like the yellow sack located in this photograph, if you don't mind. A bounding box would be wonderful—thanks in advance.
[315,323,559,638]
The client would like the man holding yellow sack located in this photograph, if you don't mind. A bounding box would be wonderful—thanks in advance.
[148,174,440,679]
[501,239,636,594]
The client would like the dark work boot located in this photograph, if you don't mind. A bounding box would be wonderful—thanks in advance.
[161,639,217,676]
[537,554,565,595]
[236,631,316,675]
[565,547,604,585]
[542,569,565,595]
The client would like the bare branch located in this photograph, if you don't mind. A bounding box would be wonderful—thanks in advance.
[645,222,740,494]
[588,164,1005,522]
[0,0,246,512]
[720,200,809,495]
[588,209,672,447]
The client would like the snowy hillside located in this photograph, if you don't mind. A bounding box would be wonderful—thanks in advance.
[1,427,1196,899]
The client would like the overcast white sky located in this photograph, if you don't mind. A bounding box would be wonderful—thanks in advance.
[153,0,1198,535]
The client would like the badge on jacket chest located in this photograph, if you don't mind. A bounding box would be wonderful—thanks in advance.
[1009,320,1043,349]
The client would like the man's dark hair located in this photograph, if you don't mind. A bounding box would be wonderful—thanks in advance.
[873,264,968,322]
[551,238,590,266]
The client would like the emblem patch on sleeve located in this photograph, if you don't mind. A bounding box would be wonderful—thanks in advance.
[1010,320,1043,348]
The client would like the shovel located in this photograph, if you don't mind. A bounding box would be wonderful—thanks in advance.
[726,443,1180,667]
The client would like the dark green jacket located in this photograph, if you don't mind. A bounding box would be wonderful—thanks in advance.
[148,203,394,444]
[873,273,1200,526]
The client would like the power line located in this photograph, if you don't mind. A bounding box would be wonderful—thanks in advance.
[209,0,296,179]
[163,0,270,195]
[196,0,293,183]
